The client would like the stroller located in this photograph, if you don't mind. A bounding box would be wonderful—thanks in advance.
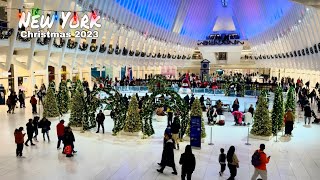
[311,110,320,124]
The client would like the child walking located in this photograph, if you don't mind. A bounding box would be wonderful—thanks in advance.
[219,148,227,176]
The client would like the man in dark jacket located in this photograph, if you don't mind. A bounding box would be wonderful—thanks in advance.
[304,103,312,125]
[184,95,189,107]
[157,134,178,175]
[179,145,196,180]
[171,117,181,150]
[96,110,105,133]
[25,119,35,146]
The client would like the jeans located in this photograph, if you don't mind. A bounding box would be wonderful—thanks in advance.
[251,168,268,180]
[16,143,23,156]
[181,170,192,180]
[97,122,104,133]
[43,131,50,141]
[227,164,237,180]
[220,163,226,173]
[57,136,64,148]
[304,116,311,124]
[25,133,34,145]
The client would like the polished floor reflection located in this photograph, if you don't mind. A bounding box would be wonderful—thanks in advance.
[0,100,320,180]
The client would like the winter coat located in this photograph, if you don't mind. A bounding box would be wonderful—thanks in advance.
[284,111,294,122]
[39,120,51,133]
[179,153,196,173]
[161,139,176,167]
[232,103,239,112]
[304,105,312,117]
[171,122,180,134]
[9,95,18,105]
[26,122,34,134]
[63,131,75,145]
[96,113,105,123]
[14,131,25,144]
[56,123,65,136]
[248,107,254,116]
[30,96,37,105]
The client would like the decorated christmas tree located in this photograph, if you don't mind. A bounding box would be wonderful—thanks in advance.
[285,86,296,114]
[57,81,70,114]
[271,87,284,134]
[251,95,272,136]
[69,85,85,127]
[186,98,206,138]
[43,82,60,118]
[124,96,142,133]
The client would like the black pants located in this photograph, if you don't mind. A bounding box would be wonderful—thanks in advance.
[285,121,294,135]
[220,164,226,173]
[97,122,104,133]
[159,164,177,173]
[32,104,37,113]
[167,112,173,126]
[34,128,38,139]
[227,164,237,180]
[20,100,25,108]
[16,143,23,156]
[181,169,192,180]
[25,133,33,145]
[57,136,63,148]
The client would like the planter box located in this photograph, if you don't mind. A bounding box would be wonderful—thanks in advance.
[249,134,273,141]
[183,136,205,143]
[120,131,142,137]
[104,110,111,116]
[156,115,166,122]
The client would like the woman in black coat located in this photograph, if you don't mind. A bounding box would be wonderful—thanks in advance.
[157,134,178,175]
[179,145,196,180]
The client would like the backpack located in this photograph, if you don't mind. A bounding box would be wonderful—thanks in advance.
[251,150,261,167]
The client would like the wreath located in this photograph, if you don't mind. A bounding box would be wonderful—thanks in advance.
[147,75,168,93]
[224,81,245,97]
[141,89,189,138]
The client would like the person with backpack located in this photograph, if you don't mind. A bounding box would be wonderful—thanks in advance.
[226,146,239,180]
[219,148,227,176]
[251,144,270,180]
[179,145,196,180]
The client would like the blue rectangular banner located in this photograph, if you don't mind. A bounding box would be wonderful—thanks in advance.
[190,116,201,149]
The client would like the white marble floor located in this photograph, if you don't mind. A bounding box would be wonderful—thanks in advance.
[1,100,320,180]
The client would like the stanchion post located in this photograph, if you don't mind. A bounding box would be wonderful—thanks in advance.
[208,126,214,145]
[245,125,251,145]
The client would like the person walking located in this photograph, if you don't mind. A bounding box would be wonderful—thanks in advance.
[96,110,105,133]
[14,127,25,157]
[179,145,196,180]
[18,90,25,108]
[6,97,11,113]
[39,118,51,142]
[227,146,239,180]
[304,103,312,125]
[30,95,37,114]
[56,120,65,150]
[219,148,227,176]
[63,127,76,157]
[171,117,181,150]
[251,144,270,180]
[157,134,178,175]
[33,116,39,141]
[9,92,18,114]
[167,108,173,126]
[284,109,295,136]
[25,119,35,146]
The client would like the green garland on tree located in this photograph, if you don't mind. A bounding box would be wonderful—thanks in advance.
[147,74,168,93]
[111,91,127,135]
[186,98,206,138]
[251,95,272,136]
[43,82,60,118]
[271,86,284,134]
[124,96,142,133]
[285,87,296,114]
[57,81,70,114]
[69,84,85,127]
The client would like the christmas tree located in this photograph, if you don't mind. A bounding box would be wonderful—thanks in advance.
[186,98,206,138]
[251,95,272,136]
[57,81,70,114]
[69,84,85,127]
[271,87,284,134]
[124,96,142,133]
[285,86,296,114]
[43,82,60,118]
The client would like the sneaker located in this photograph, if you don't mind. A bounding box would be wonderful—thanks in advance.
[24,143,29,146]
[96,131,99,133]
[172,172,177,175]
[31,144,36,146]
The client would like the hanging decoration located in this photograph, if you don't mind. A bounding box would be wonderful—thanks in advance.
[79,42,88,51]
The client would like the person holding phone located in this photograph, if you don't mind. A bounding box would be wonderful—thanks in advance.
[251,144,270,180]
